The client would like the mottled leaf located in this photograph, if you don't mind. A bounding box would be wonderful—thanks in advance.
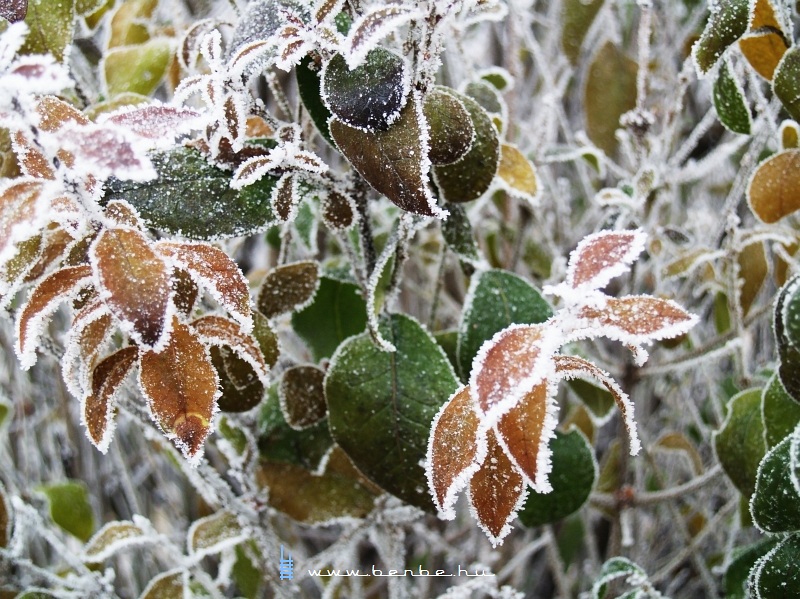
[280,365,327,429]
[497,144,538,202]
[83,519,150,562]
[39,480,95,541]
[140,317,219,461]
[188,510,246,558]
[423,86,474,166]
[291,275,368,361]
[519,429,597,528]
[104,39,171,97]
[692,0,748,75]
[20,0,75,62]
[751,427,800,533]
[713,58,752,134]
[763,373,800,448]
[257,260,319,318]
[774,46,800,121]
[106,147,279,239]
[713,388,766,497]
[748,149,800,223]
[561,0,604,64]
[433,92,499,204]
[91,227,171,348]
[83,346,138,452]
[326,313,458,510]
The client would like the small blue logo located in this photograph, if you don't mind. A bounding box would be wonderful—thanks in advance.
[279,545,294,580]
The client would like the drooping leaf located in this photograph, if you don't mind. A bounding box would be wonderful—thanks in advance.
[497,144,538,203]
[91,227,171,348]
[20,0,75,62]
[325,313,459,510]
[762,373,800,447]
[433,92,500,204]
[518,429,597,528]
[188,510,246,558]
[713,58,752,134]
[496,381,550,489]
[748,534,800,596]
[457,269,552,381]
[330,95,441,216]
[750,426,800,533]
[322,48,408,131]
[561,0,605,64]
[297,55,334,144]
[280,365,327,429]
[585,41,637,155]
[737,240,767,316]
[724,537,780,599]
[567,378,615,420]
[748,149,800,223]
[257,260,320,318]
[106,147,279,239]
[192,315,267,384]
[139,317,219,460]
[653,431,704,475]
[38,480,95,542]
[423,87,474,166]
[692,0,749,75]
[83,519,151,562]
[211,346,264,412]
[291,276,368,361]
[426,385,485,518]
[468,428,526,546]
[441,201,479,269]
[104,39,171,97]
[83,346,138,452]
[773,46,800,121]
[713,388,767,497]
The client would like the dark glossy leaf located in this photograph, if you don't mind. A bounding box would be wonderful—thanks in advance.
[714,388,767,497]
[38,480,95,541]
[751,428,800,533]
[297,55,334,145]
[292,276,367,361]
[433,92,500,204]
[519,429,597,528]
[325,313,459,510]
[692,0,748,75]
[724,537,779,599]
[775,275,800,400]
[713,58,751,134]
[763,373,800,447]
[457,269,552,381]
[749,534,800,597]
[423,87,474,165]
[257,260,320,318]
[105,147,278,240]
[561,0,604,64]
[322,48,408,131]
[774,46,800,121]
[20,0,75,62]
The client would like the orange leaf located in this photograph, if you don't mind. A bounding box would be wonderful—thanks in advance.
[191,315,268,386]
[578,295,697,344]
[496,381,551,490]
[157,241,251,330]
[468,428,526,546]
[140,317,219,460]
[83,346,138,452]
[16,264,93,369]
[565,229,646,290]
[104,199,144,229]
[12,133,53,179]
[426,385,486,518]
[747,149,800,223]
[36,96,89,132]
[62,299,113,398]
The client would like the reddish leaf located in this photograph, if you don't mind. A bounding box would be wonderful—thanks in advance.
[83,346,138,452]
[16,265,93,369]
[140,317,219,460]
[426,385,486,518]
[469,428,526,546]
[157,241,252,330]
[578,295,698,344]
[91,228,171,348]
[565,230,646,290]
[104,105,200,140]
[13,133,54,179]
[104,199,143,229]
[279,365,327,429]
[60,125,154,181]
[0,178,44,261]
[62,300,113,398]
[190,314,268,385]
[496,381,551,490]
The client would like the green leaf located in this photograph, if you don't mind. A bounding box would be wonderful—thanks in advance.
[0,396,11,430]
[456,269,552,381]
[751,427,800,533]
[297,55,334,145]
[561,0,605,64]
[567,378,615,420]
[217,416,248,454]
[433,91,500,204]
[763,373,800,447]
[441,201,479,268]
[20,0,75,62]
[692,0,749,75]
[749,534,800,597]
[106,147,279,240]
[104,39,171,97]
[713,57,752,134]
[518,429,597,528]
[82,520,150,562]
[292,276,368,361]
[433,329,459,374]
[464,81,504,120]
[325,313,459,510]
[774,275,800,399]
[585,41,638,156]
[322,49,408,131]
[188,510,245,558]
[556,513,585,567]
[423,87,475,166]
[232,542,264,599]
[592,557,647,599]
[714,388,767,498]
[140,569,185,599]
[724,537,780,599]
[38,480,95,542]
[774,46,800,121]
[0,482,10,548]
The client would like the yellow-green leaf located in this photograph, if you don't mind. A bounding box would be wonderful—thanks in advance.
[104,39,172,97]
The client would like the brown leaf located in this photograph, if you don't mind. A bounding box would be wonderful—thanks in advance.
[211,346,264,412]
[273,173,299,221]
[36,96,89,132]
[280,365,327,429]
[157,241,251,329]
[171,268,199,316]
[1,0,27,22]
[13,133,53,179]
[579,296,697,342]
[321,190,354,231]
[257,260,319,318]
[737,241,768,316]
[191,314,268,385]
[0,179,44,259]
[314,0,343,23]
[496,381,549,487]
[140,317,219,459]
[469,428,526,545]
[566,229,645,290]
[16,264,93,368]
[62,299,113,397]
[427,385,484,517]
[23,225,73,283]
[92,228,171,348]
[83,346,138,451]
[747,149,800,223]
[104,199,143,229]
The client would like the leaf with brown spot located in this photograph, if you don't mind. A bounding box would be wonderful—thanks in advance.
[497,144,538,202]
[140,317,219,460]
[257,260,320,318]
[223,95,245,146]
[83,346,138,452]
[579,296,698,343]
[91,228,171,348]
[496,381,549,489]
[748,149,800,222]
[565,229,646,290]
[468,428,526,546]
[16,264,93,369]
[280,365,327,430]
[170,268,199,316]
[191,314,268,386]
[426,385,485,518]
[157,241,251,330]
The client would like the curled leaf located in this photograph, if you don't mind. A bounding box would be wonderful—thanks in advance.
[83,346,138,453]
[191,314,268,386]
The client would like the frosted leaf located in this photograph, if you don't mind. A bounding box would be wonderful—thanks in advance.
[747,149,800,223]
[344,5,422,70]
[82,517,156,563]
[0,178,45,268]
[61,300,113,398]
[426,385,487,519]
[563,229,646,292]
[232,154,281,189]
[35,95,89,131]
[179,19,218,70]
[313,0,344,23]
[321,189,355,231]
[191,315,268,386]
[82,346,138,453]
[139,569,187,599]
[58,123,156,182]
[496,144,539,204]
[13,133,54,179]
[3,55,71,96]
[156,241,252,332]
[187,510,246,558]
[102,104,201,148]
[228,40,273,81]
[279,364,327,429]
[468,428,527,547]
[0,23,29,65]
[692,0,748,76]
[222,94,248,152]
[423,86,475,166]
[15,264,93,369]
[274,27,313,71]
[200,29,224,70]
[256,260,319,318]
[271,172,299,221]
[103,199,144,229]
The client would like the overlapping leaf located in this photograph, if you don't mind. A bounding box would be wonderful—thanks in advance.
[83,346,138,452]
[257,260,319,318]
[692,0,748,76]
[423,86,474,166]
